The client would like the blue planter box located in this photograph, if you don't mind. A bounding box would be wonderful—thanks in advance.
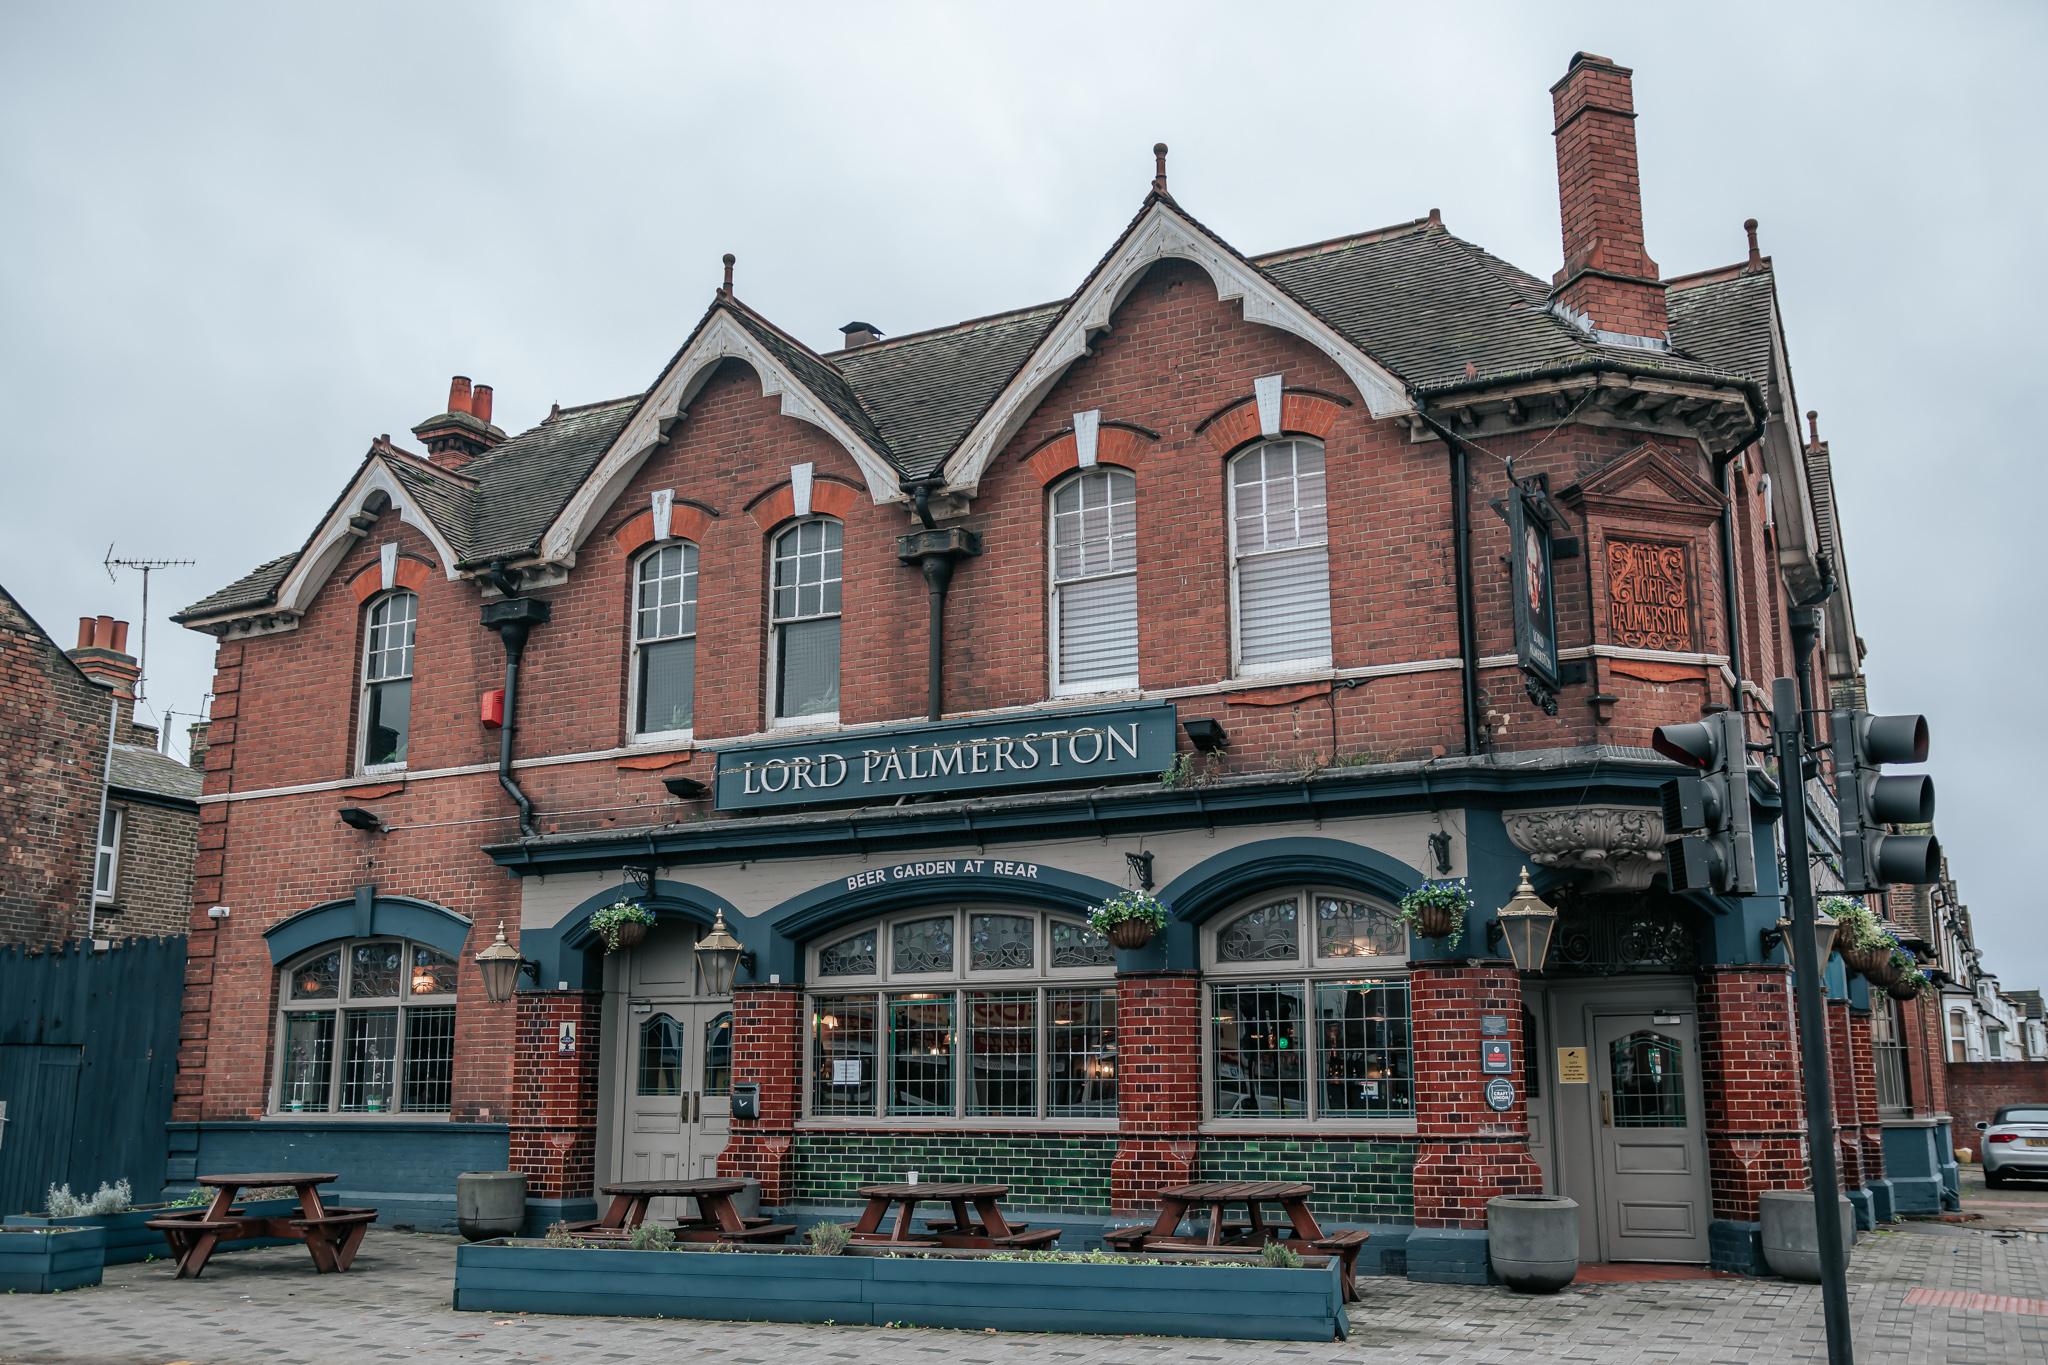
[0,1225,106,1292]
[5,1198,302,1266]
[454,1241,1347,1342]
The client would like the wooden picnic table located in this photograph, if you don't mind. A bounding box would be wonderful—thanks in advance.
[144,1172,377,1279]
[1107,1180,1369,1300]
[574,1179,793,1244]
[847,1181,1058,1250]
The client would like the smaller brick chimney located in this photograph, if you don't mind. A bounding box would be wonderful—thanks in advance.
[186,719,210,771]
[1548,52,1668,344]
[838,321,884,349]
[68,615,141,738]
[411,374,506,470]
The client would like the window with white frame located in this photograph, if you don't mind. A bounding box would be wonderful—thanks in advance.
[770,518,842,723]
[1228,439,1331,674]
[805,908,1118,1122]
[274,938,457,1114]
[632,542,698,739]
[92,805,122,904]
[1049,468,1138,694]
[360,591,417,769]
[1948,1008,1969,1063]
[1203,888,1411,1122]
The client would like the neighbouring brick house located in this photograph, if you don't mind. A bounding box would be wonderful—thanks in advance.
[0,589,202,945]
[170,52,1917,1277]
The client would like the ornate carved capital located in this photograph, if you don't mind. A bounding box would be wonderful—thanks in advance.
[1503,805,1666,891]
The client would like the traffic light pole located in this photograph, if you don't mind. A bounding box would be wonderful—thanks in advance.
[1773,675,1854,1364]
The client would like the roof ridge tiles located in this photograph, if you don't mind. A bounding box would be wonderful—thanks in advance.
[821,300,1066,359]
[1250,215,1436,264]
[378,441,481,486]
[548,393,644,419]
[1666,258,1774,290]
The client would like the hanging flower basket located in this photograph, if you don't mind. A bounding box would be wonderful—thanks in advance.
[1088,890,1170,951]
[1886,975,1926,1001]
[1858,950,1901,986]
[1822,896,1895,982]
[590,901,657,953]
[1398,879,1472,953]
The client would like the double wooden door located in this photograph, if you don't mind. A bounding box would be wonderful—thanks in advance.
[619,1000,733,1206]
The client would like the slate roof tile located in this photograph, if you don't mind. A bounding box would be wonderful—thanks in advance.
[109,742,203,803]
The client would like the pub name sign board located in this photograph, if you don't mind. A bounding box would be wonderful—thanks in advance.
[713,701,1179,811]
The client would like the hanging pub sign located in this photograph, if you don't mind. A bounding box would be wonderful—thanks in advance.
[1507,480,1561,714]
[713,700,1179,812]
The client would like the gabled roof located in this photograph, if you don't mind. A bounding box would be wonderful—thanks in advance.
[108,742,202,805]
[1667,266,1780,406]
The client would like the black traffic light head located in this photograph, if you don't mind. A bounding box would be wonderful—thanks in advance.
[1833,708,1938,893]
[1655,710,1756,897]
[1651,718,1723,769]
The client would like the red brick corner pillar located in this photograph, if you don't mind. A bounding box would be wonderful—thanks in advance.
[1696,968,1808,1233]
[1110,971,1200,1212]
[1828,998,1863,1192]
[511,991,605,1211]
[1409,964,1544,1235]
[717,985,802,1205]
[1851,1007,1885,1187]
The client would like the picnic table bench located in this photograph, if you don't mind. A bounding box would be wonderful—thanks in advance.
[566,1179,794,1244]
[144,1173,375,1278]
[1107,1180,1368,1300]
[847,1182,1058,1250]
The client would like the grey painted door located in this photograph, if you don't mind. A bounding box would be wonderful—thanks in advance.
[1590,1011,1710,1263]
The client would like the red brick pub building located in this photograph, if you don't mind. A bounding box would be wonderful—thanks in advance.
[170,54,1912,1280]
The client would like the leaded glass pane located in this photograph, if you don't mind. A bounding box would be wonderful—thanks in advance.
[279,1012,334,1111]
[635,544,698,642]
[1315,979,1412,1117]
[969,914,1034,971]
[1609,1030,1687,1127]
[886,993,954,1115]
[1216,900,1299,963]
[1047,987,1117,1117]
[1314,897,1404,960]
[400,1005,455,1112]
[1211,983,1305,1117]
[339,1009,398,1112]
[817,928,876,978]
[1050,918,1114,968]
[703,1011,732,1096]
[407,945,457,997]
[891,916,954,974]
[812,994,877,1116]
[348,941,403,999]
[291,950,341,1001]
[364,593,416,681]
[965,991,1036,1116]
[638,1014,683,1096]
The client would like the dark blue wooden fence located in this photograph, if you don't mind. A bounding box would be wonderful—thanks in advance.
[0,936,185,1215]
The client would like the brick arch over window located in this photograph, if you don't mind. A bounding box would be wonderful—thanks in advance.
[263,890,473,965]
[1022,422,1155,487]
[1198,389,1347,456]
[345,555,435,605]
[747,477,861,532]
[612,500,715,556]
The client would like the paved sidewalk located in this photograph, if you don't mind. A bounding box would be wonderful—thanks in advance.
[2,1220,2042,1364]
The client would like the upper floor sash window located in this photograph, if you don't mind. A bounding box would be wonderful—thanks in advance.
[632,542,698,740]
[771,517,842,724]
[1049,468,1138,695]
[360,590,417,770]
[1229,439,1331,674]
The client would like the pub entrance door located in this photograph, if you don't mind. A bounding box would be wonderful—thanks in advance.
[605,920,733,1217]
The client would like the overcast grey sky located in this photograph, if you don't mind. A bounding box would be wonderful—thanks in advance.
[4,3,2042,990]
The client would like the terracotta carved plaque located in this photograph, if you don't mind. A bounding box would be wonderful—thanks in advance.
[1606,539,1692,650]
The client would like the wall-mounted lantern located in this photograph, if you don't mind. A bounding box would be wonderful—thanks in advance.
[475,926,539,1004]
[1487,867,1558,974]
[693,909,754,996]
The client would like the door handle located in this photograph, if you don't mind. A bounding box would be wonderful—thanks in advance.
[1600,1092,1612,1128]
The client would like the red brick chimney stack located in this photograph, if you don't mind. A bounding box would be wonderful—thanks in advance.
[412,372,503,470]
[1549,52,1668,343]
[68,615,142,739]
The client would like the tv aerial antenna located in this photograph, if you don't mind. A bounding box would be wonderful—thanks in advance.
[103,545,194,702]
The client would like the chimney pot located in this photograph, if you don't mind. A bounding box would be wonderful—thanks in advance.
[1427,207,1442,227]
[95,615,116,649]
[77,617,94,649]
[472,383,494,426]
[110,619,129,653]
[447,375,473,416]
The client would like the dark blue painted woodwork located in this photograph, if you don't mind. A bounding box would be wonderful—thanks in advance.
[264,890,472,965]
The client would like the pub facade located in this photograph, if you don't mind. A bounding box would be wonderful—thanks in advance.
[170,52,1912,1280]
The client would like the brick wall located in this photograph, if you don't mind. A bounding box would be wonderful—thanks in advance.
[1851,1008,1884,1182]
[1109,970,1202,1208]
[1828,999,1862,1188]
[792,1133,1116,1214]
[1409,964,1542,1228]
[97,797,196,938]
[718,985,802,1202]
[510,991,605,1199]
[1697,967,1808,1220]
[1198,1137,1414,1222]
[1945,1061,2048,1146]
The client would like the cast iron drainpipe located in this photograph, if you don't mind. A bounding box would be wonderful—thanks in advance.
[1711,404,1769,701]
[1408,399,1484,757]
[899,481,982,723]
[481,589,552,839]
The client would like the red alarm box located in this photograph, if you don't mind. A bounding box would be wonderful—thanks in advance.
[480,688,506,728]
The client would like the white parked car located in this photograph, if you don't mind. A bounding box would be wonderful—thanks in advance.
[1977,1105,2048,1186]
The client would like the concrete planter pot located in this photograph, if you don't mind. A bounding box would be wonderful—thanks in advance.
[1486,1195,1579,1292]
[454,1240,1348,1342]
[0,1224,105,1292]
[1758,1189,1855,1282]
[6,1198,300,1266]
[456,1171,528,1242]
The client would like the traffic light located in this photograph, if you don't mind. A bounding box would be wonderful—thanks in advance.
[1652,709,1757,896]
[1832,710,1939,892]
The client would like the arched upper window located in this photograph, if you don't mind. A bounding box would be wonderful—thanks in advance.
[1203,888,1410,1125]
[806,908,1117,1124]
[360,591,417,770]
[1228,439,1331,674]
[769,517,842,724]
[273,937,456,1115]
[1049,468,1138,695]
[632,542,698,740]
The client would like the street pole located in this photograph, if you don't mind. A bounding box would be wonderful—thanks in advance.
[1774,675,1854,1364]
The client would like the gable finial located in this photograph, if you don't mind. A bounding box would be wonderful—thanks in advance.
[1152,142,1169,195]
[721,252,736,295]
[1744,218,1761,268]
[1806,409,1821,446]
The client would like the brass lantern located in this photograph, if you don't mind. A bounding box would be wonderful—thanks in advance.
[474,926,538,1004]
[693,909,752,996]
[1489,867,1558,973]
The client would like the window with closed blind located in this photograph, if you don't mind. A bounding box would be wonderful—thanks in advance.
[1229,439,1331,674]
[1049,468,1138,695]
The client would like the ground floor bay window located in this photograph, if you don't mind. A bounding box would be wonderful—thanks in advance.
[274,938,457,1115]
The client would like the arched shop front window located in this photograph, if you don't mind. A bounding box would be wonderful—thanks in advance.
[1203,889,1412,1122]
[274,938,457,1114]
[806,909,1117,1122]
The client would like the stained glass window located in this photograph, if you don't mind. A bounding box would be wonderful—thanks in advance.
[638,1014,683,1096]
[1050,917,1114,968]
[702,1011,732,1097]
[276,936,456,1116]
[891,916,954,974]
[1216,900,1300,963]
[816,928,876,978]
[969,914,1034,971]
[1314,896,1403,960]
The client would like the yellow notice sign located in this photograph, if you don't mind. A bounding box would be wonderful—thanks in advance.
[1556,1047,1589,1084]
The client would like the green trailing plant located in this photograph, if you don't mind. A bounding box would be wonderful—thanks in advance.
[589,900,657,952]
[1891,954,1932,997]
[168,1188,213,1208]
[45,1180,132,1218]
[628,1220,676,1251]
[805,1221,851,1256]
[1397,879,1472,953]
[1823,896,1888,951]
[1088,890,1170,936]
[1259,1240,1305,1269]
[541,1221,596,1249]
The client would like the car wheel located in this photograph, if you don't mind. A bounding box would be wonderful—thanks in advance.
[1984,1169,2006,1188]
